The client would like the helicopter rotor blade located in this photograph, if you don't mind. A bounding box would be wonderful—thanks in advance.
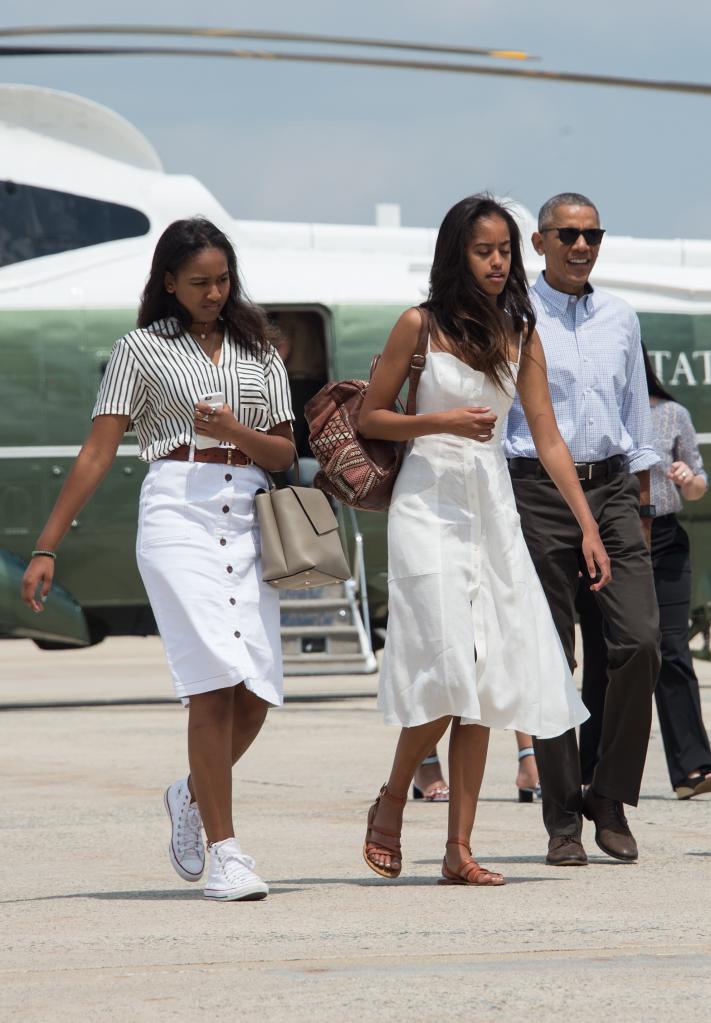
[0,43,709,97]
[0,24,535,61]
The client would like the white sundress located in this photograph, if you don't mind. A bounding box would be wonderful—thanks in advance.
[378,339,589,739]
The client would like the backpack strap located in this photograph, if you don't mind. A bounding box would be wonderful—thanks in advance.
[405,307,429,416]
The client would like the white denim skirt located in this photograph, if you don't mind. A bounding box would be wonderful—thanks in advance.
[136,460,282,704]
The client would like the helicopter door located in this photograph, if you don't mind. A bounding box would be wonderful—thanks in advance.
[267,307,329,459]
[264,307,375,674]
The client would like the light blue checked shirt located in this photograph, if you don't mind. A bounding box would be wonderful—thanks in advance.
[505,273,659,473]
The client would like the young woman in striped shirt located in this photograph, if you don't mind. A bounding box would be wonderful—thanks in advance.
[21,217,295,902]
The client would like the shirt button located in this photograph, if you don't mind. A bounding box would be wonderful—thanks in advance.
[222,505,229,513]
[588,419,594,425]
[226,565,233,574]
[234,631,241,639]
[229,598,236,606]
[225,473,232,482]
[219,538,227,546]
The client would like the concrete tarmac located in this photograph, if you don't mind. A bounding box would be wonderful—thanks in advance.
[1,636,710,1022]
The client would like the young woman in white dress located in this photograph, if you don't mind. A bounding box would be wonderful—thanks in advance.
[21,218,295,902]
[359,195,611,886]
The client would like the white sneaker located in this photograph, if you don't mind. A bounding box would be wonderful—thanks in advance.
[164,778,205,882]
[203,837,269,901]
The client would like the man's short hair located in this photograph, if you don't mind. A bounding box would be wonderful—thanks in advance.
[538,193,600,231]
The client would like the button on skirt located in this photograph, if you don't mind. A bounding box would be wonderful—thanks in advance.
[136,460,282,704]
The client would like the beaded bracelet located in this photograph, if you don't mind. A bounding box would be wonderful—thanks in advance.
[31,549,56,560]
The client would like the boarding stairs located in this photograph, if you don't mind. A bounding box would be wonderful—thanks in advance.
[279,503,377,676]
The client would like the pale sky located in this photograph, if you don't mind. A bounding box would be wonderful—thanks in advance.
[3,1,711,239]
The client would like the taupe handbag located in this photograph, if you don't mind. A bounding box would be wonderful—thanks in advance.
[255,462,351,589]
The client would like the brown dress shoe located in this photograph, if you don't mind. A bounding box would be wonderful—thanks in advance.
[545,834,588,866]
[582,787,638,861]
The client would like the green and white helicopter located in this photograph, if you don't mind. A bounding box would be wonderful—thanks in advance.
[1,27,711,666]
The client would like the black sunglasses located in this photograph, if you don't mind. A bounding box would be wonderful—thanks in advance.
[540,227,605,246]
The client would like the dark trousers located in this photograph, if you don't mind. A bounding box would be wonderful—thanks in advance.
[512,471,661,836]
[576,580,607,786]
[579,514,711,790]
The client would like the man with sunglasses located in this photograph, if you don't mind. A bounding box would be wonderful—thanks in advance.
[505,192,660,867]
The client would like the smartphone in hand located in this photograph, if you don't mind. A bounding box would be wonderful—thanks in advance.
[194,390,226,450]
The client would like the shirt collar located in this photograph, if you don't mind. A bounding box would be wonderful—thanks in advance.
[533,272,594,312]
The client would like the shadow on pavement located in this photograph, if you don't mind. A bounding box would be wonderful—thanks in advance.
[271,874,564,886]
[415,854,630,867]
[1,886,304,904]
[414,855,541,865]
[637,794,680,801]
[272,875,435,887]
[0,693,375,712]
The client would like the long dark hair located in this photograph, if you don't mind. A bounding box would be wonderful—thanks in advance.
[642,343,675,401]
[138,217,272,357]
[424,194,535,388]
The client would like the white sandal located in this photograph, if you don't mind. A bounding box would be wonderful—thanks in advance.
[412,754,450,802]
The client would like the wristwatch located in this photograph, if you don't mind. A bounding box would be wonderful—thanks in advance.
[639,504,656,518]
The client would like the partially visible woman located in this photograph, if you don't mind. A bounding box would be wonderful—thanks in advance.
[644,349,711,796]
[21,218,295,900]
[576,347,711,799]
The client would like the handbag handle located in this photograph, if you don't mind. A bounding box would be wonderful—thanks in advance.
[405,307,429,416]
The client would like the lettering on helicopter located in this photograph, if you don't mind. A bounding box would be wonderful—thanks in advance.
[648,351,711,388]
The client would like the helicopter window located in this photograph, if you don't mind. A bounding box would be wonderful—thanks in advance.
[269,310,329,460]
[0,181,150,268]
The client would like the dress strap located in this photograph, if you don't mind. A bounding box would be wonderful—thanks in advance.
[516,332,523,365]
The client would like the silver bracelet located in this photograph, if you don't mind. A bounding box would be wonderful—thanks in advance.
[31,549,56,560]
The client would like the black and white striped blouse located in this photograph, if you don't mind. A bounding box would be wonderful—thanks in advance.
[92,319,294,462]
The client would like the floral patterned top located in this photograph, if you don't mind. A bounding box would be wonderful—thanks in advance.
[650,400,707,516]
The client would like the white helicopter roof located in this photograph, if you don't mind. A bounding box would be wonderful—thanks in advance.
[1,84,711,315]
[0,83,163,171]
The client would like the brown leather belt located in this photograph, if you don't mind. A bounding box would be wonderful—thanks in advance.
[163,444,252,466]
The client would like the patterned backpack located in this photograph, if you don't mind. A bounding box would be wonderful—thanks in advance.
[304,308,429,511]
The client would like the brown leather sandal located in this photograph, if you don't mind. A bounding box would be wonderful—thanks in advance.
[363,783,407,879]
[438,838,505,886]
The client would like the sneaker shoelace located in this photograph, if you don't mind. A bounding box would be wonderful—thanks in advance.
[177,800,203,857]
[215,845,257,882]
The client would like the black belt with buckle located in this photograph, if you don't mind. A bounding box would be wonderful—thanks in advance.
[508,454,626,484]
